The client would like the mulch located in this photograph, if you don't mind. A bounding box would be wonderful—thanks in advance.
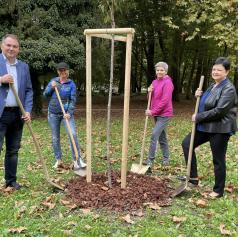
[66,171,174,212]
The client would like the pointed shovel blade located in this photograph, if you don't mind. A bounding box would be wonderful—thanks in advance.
[74,168,86,177]
[131,163,150,174]
[170,181,188,198]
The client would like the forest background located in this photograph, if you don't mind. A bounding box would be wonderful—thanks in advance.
[0,0,238,114]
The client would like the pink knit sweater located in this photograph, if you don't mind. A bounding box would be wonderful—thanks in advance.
[150,75,174,117]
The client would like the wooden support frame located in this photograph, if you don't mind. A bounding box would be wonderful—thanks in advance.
[84,28,135,188]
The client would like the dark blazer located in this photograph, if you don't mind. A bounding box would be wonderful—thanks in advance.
[196,79,237,134]
[0,53,33,117]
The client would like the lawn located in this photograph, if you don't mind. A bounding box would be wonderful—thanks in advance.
[0,100,238,237]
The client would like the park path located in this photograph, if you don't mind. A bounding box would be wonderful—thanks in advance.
[41,94,194,119]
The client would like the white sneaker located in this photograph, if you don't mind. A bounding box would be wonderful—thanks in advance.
[73,159,87,169]
[73,160,80,170]
[53,160,62,169]
[79,159,87,168]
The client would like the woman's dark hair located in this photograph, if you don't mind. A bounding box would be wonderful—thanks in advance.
[213,57,230,71]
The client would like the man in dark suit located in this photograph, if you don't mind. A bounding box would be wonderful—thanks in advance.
[0,34,33,190]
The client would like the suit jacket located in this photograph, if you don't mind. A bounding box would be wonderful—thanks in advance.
[0,53,33,117]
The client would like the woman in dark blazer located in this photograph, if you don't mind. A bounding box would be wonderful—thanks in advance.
[182,57,237,198]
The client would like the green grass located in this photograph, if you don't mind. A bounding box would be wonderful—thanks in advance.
[0,116,238,237]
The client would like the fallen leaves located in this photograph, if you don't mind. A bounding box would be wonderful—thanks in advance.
[172,216,187,229]
[42,200,55,209]
[84,224,92,230]
[188,198,208,208]
[101,186,109,191]
[143,202,161,210]
[219,224,232,236]
[62,230,73,236]
[41,194,56,209]
[1,186,15,194]
[132,209,144,217]
[60,199,77,209]
[8,226,27,234]
[81,208,92,215]
[172,216,187,224]
[224,184,235,193]
[121,214,135,224]
[195,199,207,208]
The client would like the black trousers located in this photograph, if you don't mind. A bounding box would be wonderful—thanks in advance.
[182,131,230,195]
[0,108,23,185]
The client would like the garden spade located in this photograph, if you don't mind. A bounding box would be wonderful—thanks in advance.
[10,84,64,190]
[131,91,152,174]
[54,86,86,177]
[171,75,204,198]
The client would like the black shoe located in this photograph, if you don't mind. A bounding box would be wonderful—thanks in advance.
[6,182,22,190]
[189,179,199,186]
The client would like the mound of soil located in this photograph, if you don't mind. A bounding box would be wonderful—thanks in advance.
[66,172,173,212]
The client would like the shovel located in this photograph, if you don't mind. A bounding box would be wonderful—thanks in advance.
[10,84,64,190]
[131,91,152,174]
[171,75,204,197]
[54,86,86,177]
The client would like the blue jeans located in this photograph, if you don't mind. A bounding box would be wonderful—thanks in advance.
[48,112,82,161]
[148,116,171,162]
[0,108,24,185]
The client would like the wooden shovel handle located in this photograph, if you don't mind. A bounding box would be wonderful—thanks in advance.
[9,84,64,190]
[139,91,152,166]
[54,86,79,161]
[186,75,204,185]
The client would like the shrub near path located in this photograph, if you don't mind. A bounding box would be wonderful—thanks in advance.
[0,95,238,236]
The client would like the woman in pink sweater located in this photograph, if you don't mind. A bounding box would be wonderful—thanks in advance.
[143,62,174,168]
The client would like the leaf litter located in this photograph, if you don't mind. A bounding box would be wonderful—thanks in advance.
[66,171,173,212]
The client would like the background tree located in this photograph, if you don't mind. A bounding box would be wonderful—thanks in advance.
[1,0,237,110]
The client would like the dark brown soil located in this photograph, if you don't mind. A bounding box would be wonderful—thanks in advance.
[66,171,173,212]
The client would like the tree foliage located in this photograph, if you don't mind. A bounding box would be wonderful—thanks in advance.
[1,0,237,112]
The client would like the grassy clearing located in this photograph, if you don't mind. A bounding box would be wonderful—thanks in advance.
[0,115,238,237]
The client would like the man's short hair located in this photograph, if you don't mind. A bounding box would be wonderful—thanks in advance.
[1,34,19,45]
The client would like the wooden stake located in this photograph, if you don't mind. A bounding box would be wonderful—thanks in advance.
[84,28,135,187]
[90,34,127,42]
[121,33,133,189]
[86,35,92,183]
[84,28,135,35]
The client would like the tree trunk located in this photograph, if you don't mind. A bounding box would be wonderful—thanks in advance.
[193,47,204,94]
[145,38,155,87]
[118,44,126,94]
[185,50,198,100]
[170,32,183,101]
[158,30,169,62]
[31,70,42,115]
